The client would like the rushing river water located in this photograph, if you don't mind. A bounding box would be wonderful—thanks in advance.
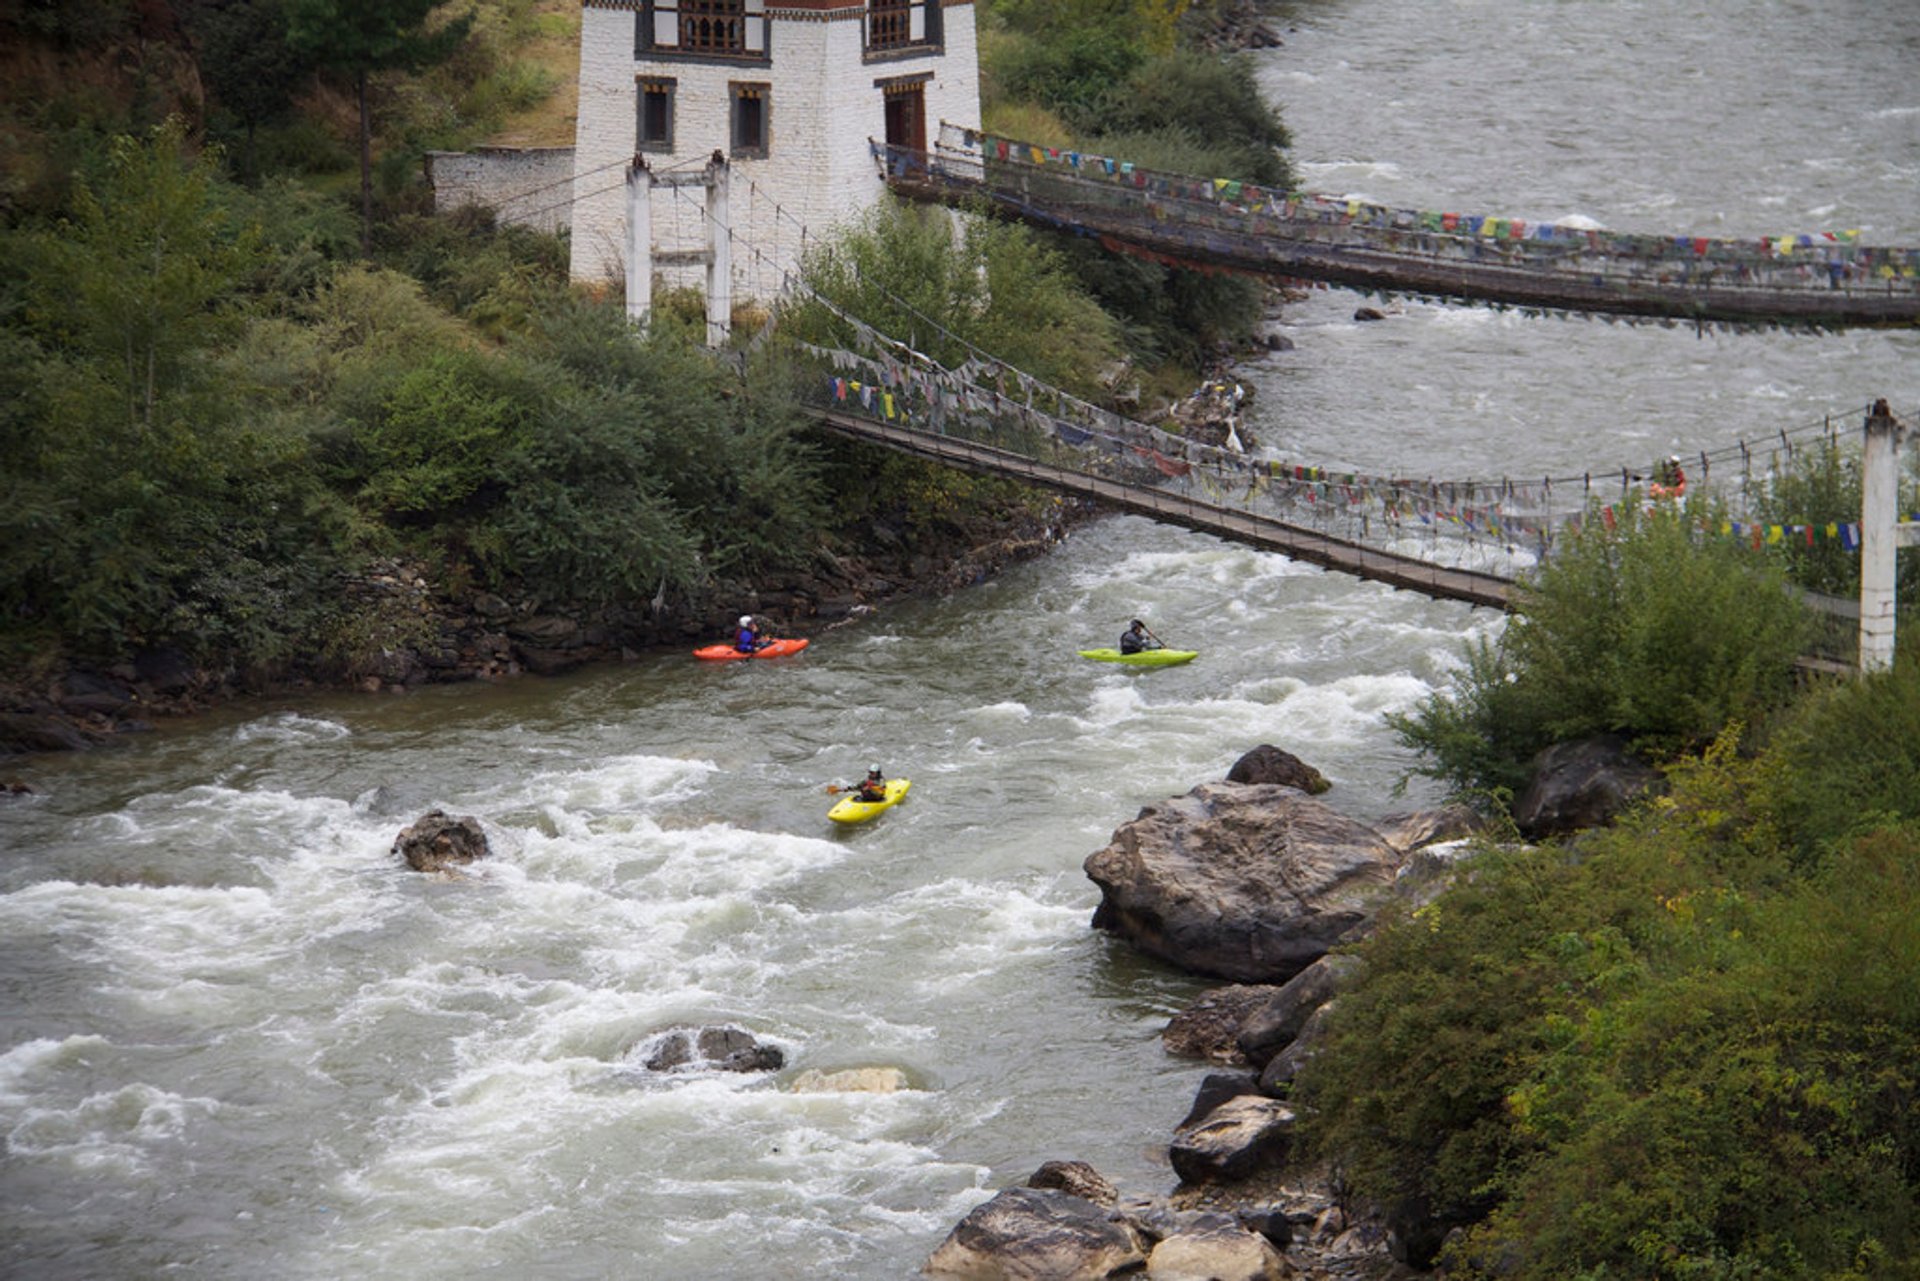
[4,4,1917,1278]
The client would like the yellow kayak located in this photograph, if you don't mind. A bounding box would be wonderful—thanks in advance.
[828,778,911,824]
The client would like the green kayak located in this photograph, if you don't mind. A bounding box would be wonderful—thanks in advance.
[1077,648,1199,667]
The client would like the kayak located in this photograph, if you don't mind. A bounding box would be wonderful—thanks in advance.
[828,778,911,824]
[1077,648,1198,667]
[693,638,810,661]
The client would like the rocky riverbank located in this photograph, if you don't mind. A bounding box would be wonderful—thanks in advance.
[0,492,1099,763]
[921,745,1482,1280]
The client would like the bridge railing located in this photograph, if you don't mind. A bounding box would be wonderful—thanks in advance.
[873,128,1920,327]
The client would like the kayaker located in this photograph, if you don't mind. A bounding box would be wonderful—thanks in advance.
[734,615,767,653]
[1119,619,1163,655]
[854,765,887,803]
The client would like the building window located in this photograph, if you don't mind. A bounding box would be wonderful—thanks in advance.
[730,82,769,158]
[867,0,940,55]
[637,0,768,60]
[637,77,675,151]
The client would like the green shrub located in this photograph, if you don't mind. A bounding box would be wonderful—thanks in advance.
[1761,648,1920,863]
[1391,501,1814,798]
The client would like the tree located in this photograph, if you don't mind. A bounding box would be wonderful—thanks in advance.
[286,0,473,255]
[182,0,316,182]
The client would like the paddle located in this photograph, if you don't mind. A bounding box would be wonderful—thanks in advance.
[1141,622,1167,651]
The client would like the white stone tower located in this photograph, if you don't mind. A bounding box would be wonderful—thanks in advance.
[569,0,980,299]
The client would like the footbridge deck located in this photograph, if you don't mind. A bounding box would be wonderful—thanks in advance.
[878,129,1920,330]
[808,407,1513,610]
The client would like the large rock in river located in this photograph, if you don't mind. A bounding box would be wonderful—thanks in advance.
[392,810,491,873]
[923,1186,1148,1279]
[1085,783,1402,983]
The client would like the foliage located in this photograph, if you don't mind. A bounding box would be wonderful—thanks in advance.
[181,0,316,180]
[1391,501,1814,798]
[1759,648,1920,863]
[18,119,258,434]
[1752,431,1920,604]
[791,201,1120,398]
[1297,738,1920,1278]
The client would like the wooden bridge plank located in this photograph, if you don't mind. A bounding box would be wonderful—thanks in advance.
[808,408,1513,611]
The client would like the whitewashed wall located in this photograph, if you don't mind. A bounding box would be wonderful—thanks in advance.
[568,2,980,303]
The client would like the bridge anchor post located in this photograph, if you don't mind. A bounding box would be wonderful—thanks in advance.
[625,154,652,327]
[1858,399,1915,673]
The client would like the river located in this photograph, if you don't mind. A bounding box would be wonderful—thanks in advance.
[3,3,1915,1277]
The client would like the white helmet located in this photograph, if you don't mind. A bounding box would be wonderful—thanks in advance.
[869,764,882,774]
[739,615,752,626]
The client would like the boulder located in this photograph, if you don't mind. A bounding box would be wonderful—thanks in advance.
[1026,1160,1118,1208]
[1236,954,1362,1067]
[1164,985,1282,1063]
[133,646,198,696]
[1514,736,1663,837]
[1169,1094,1296,1185]
[506,615,582,647]
[392,810,491,873]
[923,1187,1149,1279]
[1086,783,1403,983]
[642,1025,784,1074]
[788,1067,909,1093]
[1176,1072,1263,1130]
[1145,1213,1291,1280]
[1257,1000,1337,1094]
[1371,804,1480,854]
[1226,745,1329,794]
[512,643,589,677]
[0,712,102,755]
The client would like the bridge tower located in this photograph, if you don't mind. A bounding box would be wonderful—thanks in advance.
[1859,400,1917,673]
[570,0,980,305]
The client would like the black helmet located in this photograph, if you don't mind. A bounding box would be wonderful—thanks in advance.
[1130,619,1145,630]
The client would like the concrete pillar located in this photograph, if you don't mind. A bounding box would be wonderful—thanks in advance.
[1858,399,1909,673]
[705,152,732,348]
[626,155,652,326]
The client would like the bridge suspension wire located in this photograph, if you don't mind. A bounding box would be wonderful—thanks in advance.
[883,124,1920,331]
[686,164,1910,558]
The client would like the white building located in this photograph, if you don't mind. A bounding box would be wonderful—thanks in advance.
[568,0,980,299]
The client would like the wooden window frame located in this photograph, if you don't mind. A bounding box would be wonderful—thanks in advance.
[730,81,770,159]
[636,76,676,152]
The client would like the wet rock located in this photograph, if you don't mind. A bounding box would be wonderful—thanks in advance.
[1353,307,1388,322]
[392,810,490,873]
[1165,985,1283,1063]
[1371,804,1480,854]
[923,1186,1148,1279]
[1086,783,1403,983]
[788,1067,908,1093]
[643,1025,784,1074]
[512,643,588,677]
[1226,744,1329,794]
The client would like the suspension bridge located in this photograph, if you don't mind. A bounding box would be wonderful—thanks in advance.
[875,125,1920,331]
[451,133,1917,666]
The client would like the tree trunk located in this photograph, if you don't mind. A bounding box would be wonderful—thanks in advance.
[357,67,372,258]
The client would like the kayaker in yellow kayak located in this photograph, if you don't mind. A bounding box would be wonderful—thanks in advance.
[851,765,888,803]
[1119,619,1165,655]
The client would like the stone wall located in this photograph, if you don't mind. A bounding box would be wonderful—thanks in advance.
[424,146,577,235]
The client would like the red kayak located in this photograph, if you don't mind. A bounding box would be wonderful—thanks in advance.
[692,638,810,661]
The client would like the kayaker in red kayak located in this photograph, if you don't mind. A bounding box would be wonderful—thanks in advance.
[734,615,769,654]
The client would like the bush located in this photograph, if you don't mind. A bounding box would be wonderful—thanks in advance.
[1298,743,1920,1278]
[1760,648,1920,863]
[1391,501,1814,798]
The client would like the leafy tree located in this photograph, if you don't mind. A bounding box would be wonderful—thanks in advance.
[21,118,257,435]
[286,0,474,255]
[182,0,315,181]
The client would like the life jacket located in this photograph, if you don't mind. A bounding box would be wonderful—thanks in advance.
[1119,631,1145,654]
[857,776,887,801]
[735,627,758,652]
